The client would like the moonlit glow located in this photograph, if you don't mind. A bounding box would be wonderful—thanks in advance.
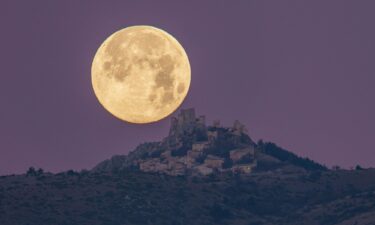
[91,25,191,123]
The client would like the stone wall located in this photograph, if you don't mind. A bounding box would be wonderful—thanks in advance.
[204,155,224,169]
[230,147,255,163]
[231,162,257,174]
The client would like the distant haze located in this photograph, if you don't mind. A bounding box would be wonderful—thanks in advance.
[0,1,374,175]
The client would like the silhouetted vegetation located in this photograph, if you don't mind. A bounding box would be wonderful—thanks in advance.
[356,165,364,170]
[26,167,44,177]
[1,168,375,225]
[257,142,327,171]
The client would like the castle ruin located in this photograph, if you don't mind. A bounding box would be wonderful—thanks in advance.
[137,108,257,176]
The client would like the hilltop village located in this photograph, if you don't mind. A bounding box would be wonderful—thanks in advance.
[138,109,258,176]
[95,108,259,176]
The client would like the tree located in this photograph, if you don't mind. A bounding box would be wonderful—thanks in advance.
[26,167,37,176]
[26,167,44,176]
[37,168,44,175]
[332,165,341,170]
[67,170,78,176]
[355,165,364,170]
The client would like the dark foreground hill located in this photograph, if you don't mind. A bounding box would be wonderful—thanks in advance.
[1,168,375,225]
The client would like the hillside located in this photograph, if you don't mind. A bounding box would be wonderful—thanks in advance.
[1,108,374,225]
[1,169,375,225]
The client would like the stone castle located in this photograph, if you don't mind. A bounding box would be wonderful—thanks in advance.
[135,108,258,176]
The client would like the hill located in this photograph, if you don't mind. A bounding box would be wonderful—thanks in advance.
[1,108,374,225]
[1,168,375,225]
[93,108,326,176]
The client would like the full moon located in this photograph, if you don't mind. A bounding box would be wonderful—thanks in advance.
[91,25,191,123]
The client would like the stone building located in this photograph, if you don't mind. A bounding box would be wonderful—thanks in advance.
[186,150,203,168]
[161,150,172,159]
[167,108,207,146]
[204,155,225,169]
[196,115,206,126]
[179,108,196,123]
[192,142,210,152]
[167,159,186,176]
[184,141,210,167]
[232,120,248,136]
[207,130,218,142]
[232,161,257,174]
[134,108,258,176]
[212,120,221,128]
[168,108,196,138]
[194,165,213,176]
[139,159,168,173]
[230,147,255,164]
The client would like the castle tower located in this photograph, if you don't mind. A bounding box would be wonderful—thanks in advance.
[196,115,206,125]
[232,120,248,135]
[213,120,221,128]
[178,108,196,125]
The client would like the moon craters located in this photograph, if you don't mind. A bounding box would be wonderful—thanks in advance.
[92,25,191,123]
[154,55,175,90]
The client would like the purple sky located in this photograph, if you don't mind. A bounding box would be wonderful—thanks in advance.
[0,1,374,175]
